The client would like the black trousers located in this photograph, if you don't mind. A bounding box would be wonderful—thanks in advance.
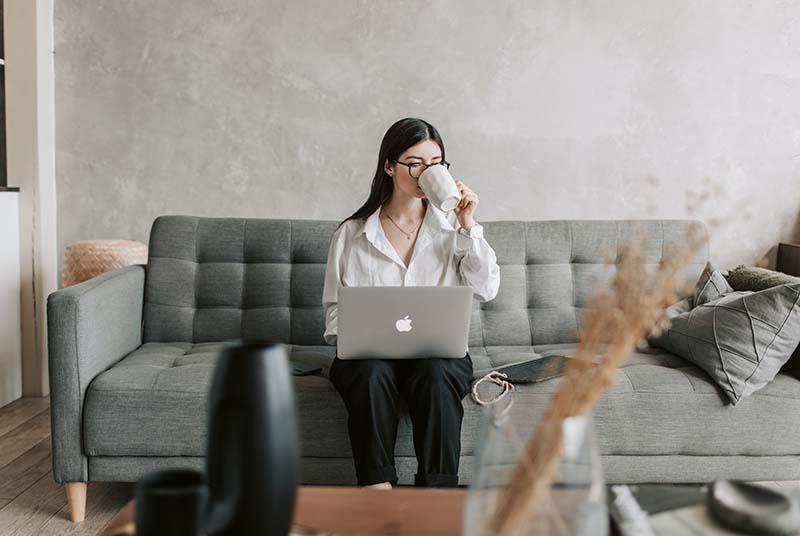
[329,353,473,487]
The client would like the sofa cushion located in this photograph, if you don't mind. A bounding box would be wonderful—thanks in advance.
[143,217,710,349]
[651,284,800,405]
[83,342,800,462]
[83,342,336,458]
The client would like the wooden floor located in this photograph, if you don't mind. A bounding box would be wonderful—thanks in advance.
[0,398,133,536]
[1,397,800,535]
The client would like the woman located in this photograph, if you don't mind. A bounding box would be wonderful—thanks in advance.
[322,118,500,488]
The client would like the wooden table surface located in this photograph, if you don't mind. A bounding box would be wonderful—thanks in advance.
[101,486,465,536]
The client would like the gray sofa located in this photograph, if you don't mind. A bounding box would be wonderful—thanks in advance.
[49,215,800,519]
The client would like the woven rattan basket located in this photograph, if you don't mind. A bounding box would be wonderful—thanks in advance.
[62,239,148,287]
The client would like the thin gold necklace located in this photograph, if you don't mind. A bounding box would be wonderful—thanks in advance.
[383,211,424,240]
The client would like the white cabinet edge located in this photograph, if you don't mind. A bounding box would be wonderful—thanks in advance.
[0,193,23,406]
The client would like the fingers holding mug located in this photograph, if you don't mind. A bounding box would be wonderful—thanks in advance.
[460,193,478,210]
[451,179,479,217]
[454,179,471,198]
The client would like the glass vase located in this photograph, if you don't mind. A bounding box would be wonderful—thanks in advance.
[464,401,608,536]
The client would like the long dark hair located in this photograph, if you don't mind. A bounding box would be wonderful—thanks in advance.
[337,118,446,230]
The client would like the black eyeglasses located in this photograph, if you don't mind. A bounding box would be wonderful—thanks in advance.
[391,159,451,179]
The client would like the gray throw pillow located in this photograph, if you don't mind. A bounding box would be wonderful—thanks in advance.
[651,283,800,405]
[726,265,800,292]
[693,266,734,307]
[664,297,692,319]
[661,262,733,319]
[725,265,800,378]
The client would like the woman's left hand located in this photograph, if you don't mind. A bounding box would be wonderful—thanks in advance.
[454,179,479,230]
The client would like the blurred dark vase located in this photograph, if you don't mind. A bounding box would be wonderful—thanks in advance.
[205,342,299,536]
[134,342,299,536]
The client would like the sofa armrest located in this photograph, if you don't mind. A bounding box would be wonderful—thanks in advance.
[47,265,145,482]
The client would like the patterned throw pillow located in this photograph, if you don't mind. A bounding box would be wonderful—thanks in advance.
[660,262,733,320]
[724,265,800,379]
[692,264,734,307]
[651,284,800,405]
[663,298,692,319]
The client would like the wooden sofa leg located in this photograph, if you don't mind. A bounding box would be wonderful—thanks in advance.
[65,482,87,523]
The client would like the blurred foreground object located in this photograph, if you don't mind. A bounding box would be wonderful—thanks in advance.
[104,486,463,536]
[133,342,299,536]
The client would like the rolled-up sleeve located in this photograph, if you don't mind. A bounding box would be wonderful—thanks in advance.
[455,223,500,302]
[322,225,346,346]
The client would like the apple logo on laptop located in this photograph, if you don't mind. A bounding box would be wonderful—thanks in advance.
[395,315,413,333]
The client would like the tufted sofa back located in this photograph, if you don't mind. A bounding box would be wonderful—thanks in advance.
[143,216,709,347]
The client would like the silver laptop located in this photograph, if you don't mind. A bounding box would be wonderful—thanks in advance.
[337,286,473,359]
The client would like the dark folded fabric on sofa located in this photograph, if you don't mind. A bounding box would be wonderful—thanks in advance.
[493,354,571,384]
[726,265,800,292]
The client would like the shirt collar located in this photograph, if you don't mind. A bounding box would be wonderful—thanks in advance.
[357,201,455,241]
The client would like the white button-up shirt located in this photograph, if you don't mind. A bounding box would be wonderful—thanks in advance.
[322,203,501,346]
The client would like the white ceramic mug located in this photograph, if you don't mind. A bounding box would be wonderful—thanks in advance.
[418,165,461,212]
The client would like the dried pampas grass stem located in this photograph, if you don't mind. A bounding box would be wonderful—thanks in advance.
[486,229,705,536]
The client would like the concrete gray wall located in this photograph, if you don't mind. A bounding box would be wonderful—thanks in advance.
[54,0,800,281]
